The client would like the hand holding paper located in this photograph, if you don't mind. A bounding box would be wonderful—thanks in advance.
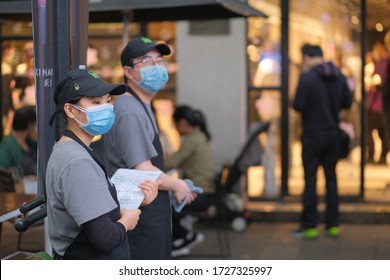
[139,179,160,206]
[111,168,162,210]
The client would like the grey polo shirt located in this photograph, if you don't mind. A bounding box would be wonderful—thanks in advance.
[46,140,117,256]
[103,94,158,177]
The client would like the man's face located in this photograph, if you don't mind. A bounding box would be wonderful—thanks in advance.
[124,49,164,82]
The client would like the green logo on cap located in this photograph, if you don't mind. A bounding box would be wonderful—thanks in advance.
[141,37,152,44]
[88,71,100,79]
[74,83,80,91]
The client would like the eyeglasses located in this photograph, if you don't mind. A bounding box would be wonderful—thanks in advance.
[133,57,167,67]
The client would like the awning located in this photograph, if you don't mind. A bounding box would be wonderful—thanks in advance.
[0,0,267,22]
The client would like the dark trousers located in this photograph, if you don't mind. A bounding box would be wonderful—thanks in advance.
[172,193,215,240]
[301,130,339,228]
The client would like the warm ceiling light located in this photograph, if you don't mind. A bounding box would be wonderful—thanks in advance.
[351,16,359,25]
[375,23,384,32]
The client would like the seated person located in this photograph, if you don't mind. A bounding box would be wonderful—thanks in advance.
[0,105,37,188]
[164,105,216,257]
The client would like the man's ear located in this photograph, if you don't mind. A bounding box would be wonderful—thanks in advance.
[123,66,134,80]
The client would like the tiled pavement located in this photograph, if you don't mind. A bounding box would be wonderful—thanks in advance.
[1,205,390,260]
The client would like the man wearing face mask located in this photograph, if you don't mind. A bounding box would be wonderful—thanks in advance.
[103,37,196,260]
[46,69,159,259]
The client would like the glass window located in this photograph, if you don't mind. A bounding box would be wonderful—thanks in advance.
[247,89,282,199]
[248,0,281,88]
[247,1,282,199]
[2,20,33,36]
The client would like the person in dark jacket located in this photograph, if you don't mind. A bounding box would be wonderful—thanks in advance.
[292,44,352,239]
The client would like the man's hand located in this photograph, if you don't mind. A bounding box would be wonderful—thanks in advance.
[172,179,199,205]
[140,179,160,206]
[186,192,197,204]
[172,179,191,203]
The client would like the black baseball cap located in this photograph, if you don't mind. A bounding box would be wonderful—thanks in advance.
[49,69,126,126]
[120,37,171,66]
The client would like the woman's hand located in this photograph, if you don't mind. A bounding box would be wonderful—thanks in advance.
[140,179,160,206]
[119,209,141,231]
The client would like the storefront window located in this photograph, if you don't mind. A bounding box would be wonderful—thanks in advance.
[1,21,32,136]
[88,22,140,83]
[2,20,32,36]
[248,0,281,88]
[246,1,281,199]
[246,0,370,199]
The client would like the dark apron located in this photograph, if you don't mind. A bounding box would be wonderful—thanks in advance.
[57,130,131,260]
[127,88,172,260]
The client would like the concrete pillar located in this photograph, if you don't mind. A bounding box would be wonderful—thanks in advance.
[176,18,247,171]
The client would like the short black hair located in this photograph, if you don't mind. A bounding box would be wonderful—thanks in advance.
[301,44,323,57]
[12,106,36,131]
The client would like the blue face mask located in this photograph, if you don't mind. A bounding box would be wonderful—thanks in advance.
[72,103,115,136]
[135,65,169,94]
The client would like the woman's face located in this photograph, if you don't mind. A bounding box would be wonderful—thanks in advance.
[174,118,192,136]
[65,93,111,125]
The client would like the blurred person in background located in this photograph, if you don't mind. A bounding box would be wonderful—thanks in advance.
[165,105,215,257]
[292,44,352,239]
[0,105,37,187]
[1,42,16,138]
[366,41,389,164]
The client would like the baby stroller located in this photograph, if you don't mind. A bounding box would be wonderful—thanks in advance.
[215,121,270,232]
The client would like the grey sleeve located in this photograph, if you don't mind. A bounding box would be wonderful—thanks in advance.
[61,159,117,226]
[114,110,157,168]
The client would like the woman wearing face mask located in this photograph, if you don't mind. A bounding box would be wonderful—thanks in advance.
[46,69,159,260]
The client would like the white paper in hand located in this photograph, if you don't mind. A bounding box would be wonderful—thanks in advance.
[110,168,161,210]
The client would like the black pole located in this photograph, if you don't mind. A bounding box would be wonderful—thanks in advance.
[280,0,289,197]
[31,0,88,197]
[0,22,3,141]
[53,0,71,138]
[31,0,56,197]
[70,0,88,69]
[360,0,366,199]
